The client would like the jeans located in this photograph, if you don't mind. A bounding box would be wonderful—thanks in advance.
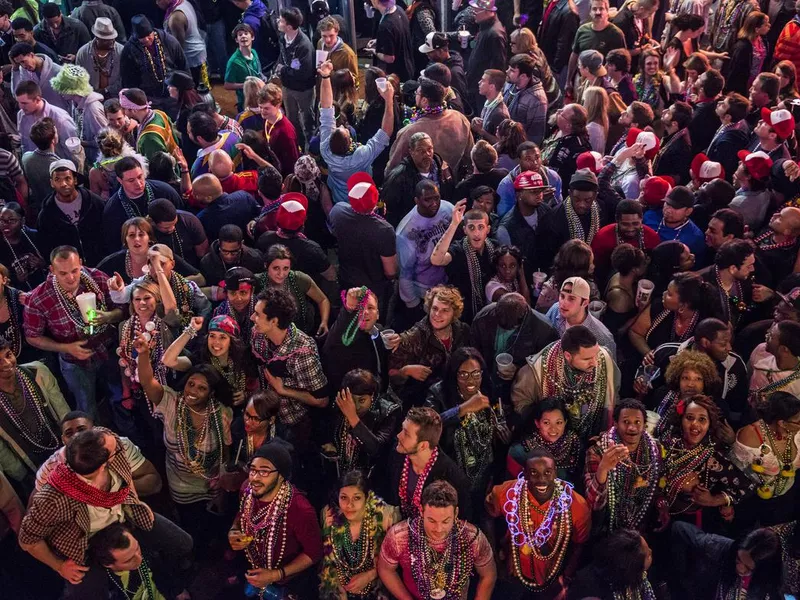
[281,86,316,150]
[205,19,227,76]
[58,355,128,436]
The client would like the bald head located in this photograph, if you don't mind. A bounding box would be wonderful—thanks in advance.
[209,150,234,180]
[497,292,529,329]
[191,174,224,205]
[777,207,800,236]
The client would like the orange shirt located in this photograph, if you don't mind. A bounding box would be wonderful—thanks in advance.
[489,479,591,584]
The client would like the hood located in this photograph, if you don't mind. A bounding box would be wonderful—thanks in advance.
[244,0,267,18]
[39,54,57,80]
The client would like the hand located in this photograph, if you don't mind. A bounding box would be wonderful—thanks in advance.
[61,54,76,63]
[232,390,246,407]
[642,350,655,367]
[752,284,774,303]
[470,117,484,132]
[132,333,150,355]
[245,568,281,588]
[654,500,671,532]
[172,147,188,171]
[317,321,329,336]
[597,443,629,478]
[451,199,467,229]
[718,420,736,446]
[58,559,89,584]
[18,291,28,306]
[234,143,257,162]
[228,529,253,551]
[108,272,124,292]
[402,364,432,381]
[384,332,401,351]
[496,423,512,445]
[264,369,287,395]
[151,256,166,276]
[460,392,489,415]
[66,341,93,361]
[633,378,650,396]
[365,39,376,49]
[190,316,204,331]
[344,571,375,594]
[317,60,334,78]
[345,287,364,310]
[784,160,800,182]
[512,11,521,25]
[663,47,680,71]
[290,58,300,70]
[691,485,721,507]
[90,310,116,326]
[377,79,394,102]
[336,387,360,425]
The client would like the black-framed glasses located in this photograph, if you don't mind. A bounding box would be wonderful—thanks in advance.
[457,369,482,381]
[249,466,278,478]
[244,412,266,423]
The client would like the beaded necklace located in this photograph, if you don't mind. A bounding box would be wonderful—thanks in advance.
[106,557,157,600]
[339,286,370,347]
[175,395,225,479]
[0,368,60,450]
[116,184,153,221]
[210,355,246,395]
[0,290,21,356]
[612,573,658,600]
[335,417,362,474]
[118,316,166,410]
[240,481,293,570]
[714,267,749,325]
[753,230,797,252]
[398,447,439,519]
[405,104,446,126]
[408,516,474,600]
[752,420,796,499]
[2,229,44,291]
[566,198,600,244]
[653,391,680,438]
[140,34,168,83]
[521,430,581,473]
[633,71,663,109]
[615,225,645,250]
[599,427,662,531]
[661,432,714,512]
[645,309,698,345]
[168,229,184,259]
[92,40,115,77]
[284,271,308,328]
[749,363,800,407]
[504,475,574,590]
[52,271,108,336]
[453,410,493,484]
[462,237,496,318]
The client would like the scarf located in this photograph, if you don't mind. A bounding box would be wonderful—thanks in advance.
[462,237,496,317]
[49,462,132,508]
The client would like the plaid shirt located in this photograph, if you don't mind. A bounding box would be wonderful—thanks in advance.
[19,429,154,563]
[252,324,328,425]
[23,268,116,367]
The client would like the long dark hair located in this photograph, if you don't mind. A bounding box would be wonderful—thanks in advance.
[328,469,371,511]
[442,346,488,405]
[646,241,687,294]
[718,529,782,599]
[594,529,650,591]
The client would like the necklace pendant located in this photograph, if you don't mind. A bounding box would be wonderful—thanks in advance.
[430,588,446,599]
[521,543,532,556]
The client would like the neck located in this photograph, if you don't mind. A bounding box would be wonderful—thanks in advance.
[214,352,229,365]
[469,239,485,252]
[409,447,433,471]
[56,190,79,203]
[664,218,687,229]
[717,268,735,288]
[759,137,779,150]
[0,373,16,394]
[4,230,21,243]
[267,326,288,346]
[130,251,148,265]
[516,78,529,91]
[566,310,588,327]
[676,30,691,41]
[518,202,536,217]
[284,28,298,41]
[240,45,252,56]
[433,324,451,339]
[592,19,608,30]
[610,71,622,83]
[777,352,799,371]
[261,479,284,503]
[266,110,281,124]
[624,439,640,453]
[676,308,696,323]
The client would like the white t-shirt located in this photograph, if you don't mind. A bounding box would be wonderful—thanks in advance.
[55,194,82,224]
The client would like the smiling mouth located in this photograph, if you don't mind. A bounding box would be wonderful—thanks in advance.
[535,485,549,493]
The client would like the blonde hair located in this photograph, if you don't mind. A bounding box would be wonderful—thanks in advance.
[243,77,266,110]
[97,127,124,159]
[258,83,282,107]
[511,28,536,53]
[129,279,162,313]
[424,285,464,321]
[584,86,609,136]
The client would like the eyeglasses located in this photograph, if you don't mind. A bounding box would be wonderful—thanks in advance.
[220,247,242,256]
[249,466,278,478]
[244,412,266,423]
[0,218,20,225]
[457,369,482,381]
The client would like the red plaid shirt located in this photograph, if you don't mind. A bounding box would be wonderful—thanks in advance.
[23,267,116,367]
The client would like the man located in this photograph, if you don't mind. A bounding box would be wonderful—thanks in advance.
[546,276,617,356]
[575,49,614,100]
[388,76,474,181]
[709,0,756,55]
[20,429,192,598]
[24,245,122,421]
[318,59,395,204]
[610,101,655,156]
[15,81,76,160]
[384,408,472,518]
[397,180,454,319]
[737,285,800,360]
[749,320,800,405]
[538,0,580,87]
[486,450,591,598]
[503,53,548,145]
[612,0,658,64]
[9,42,69,111]
[749,107,794,161]
[752,206,800,289]
[689,69,724,155]
[104,98,138,147]
[330,174,397,315]
[212,267,257,340]
[366,0,414,83]
[257,83,300,177]
[471,68,508,144]
[102,155,183,253]
[51,64,107,164]
[497,170,553,263]
[431,202,495,323]
[0,1,14,68]
[566,0,624,97]
[378,480,496,599]
[746,73,780,131]
[653,185,706,260]
[194,174,262,242]
[200,224,263,287]
[229,441,323,598]
[11,17,60,63]
[156,0,206,85]
[0,337,69,486]
[539,103,592,186]
[38,161,106,266]
[74,18,123,98]
[316,16,358,82]
[774,0,800,75]
[591,199,660,275]
[36,411,162,497]
[453,140,508,202]
[21,117,59,215]
[512,325,619,441]
[497,142,562,215]
[704,208,744,258]
[465,0,507,113]
[187,112,242,177]
[538,169,602,268]
[707,92,751,183]
[420,31,469,104]
[120,15,187,106]
[605,48,636,104]
[276,7,316,150]
[382,132,454,227]
[147,198,208,268]
[33,3,90,63]
[70,0,125,42]
[118,87,179,160]
[654,101,693,185]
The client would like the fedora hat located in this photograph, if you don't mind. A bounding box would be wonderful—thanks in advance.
[92,17,118,40]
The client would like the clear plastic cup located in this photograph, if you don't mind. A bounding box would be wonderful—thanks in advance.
[375,77,388,92]
[495,353,516,380]
[379,328,396,349]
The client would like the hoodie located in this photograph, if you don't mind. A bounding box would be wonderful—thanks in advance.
[11,55,69,112]
[77,92,107,164]
[200,240,264,286]
[37,187,106,267]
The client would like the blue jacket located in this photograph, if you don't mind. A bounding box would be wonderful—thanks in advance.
[198,191,262,242]
[706,120,750,183]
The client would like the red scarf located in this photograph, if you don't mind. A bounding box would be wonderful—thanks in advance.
[48,463,132,509]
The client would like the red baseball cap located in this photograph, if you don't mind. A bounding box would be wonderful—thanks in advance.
[276,199,307,231]
[690,153,725,183]
[576,151,603,174]
[626,128,660,160]
[761,107,796,140]
[736,150,773,181]
[640,176,672,207]
[513,170,549,190]
[347,172,379,214]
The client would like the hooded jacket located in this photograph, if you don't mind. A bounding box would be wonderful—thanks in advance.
[200,240,264,286]
[37,187,106,267]
[11,54,69,112]
[503,79,548,145]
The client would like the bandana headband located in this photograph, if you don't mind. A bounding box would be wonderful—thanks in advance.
[208,315,241,338]
[118,89,152,111]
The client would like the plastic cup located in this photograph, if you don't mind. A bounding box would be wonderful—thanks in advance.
[458,30,470,48]
[75,292,97,323]
[315,50,328,66]
[532,271,547,293]
[495,353,516,380]
[380,328,396,349]
[375,77,388,92]
[636,279,655,305]
[364,2,375,17]
[65,137,81,152]
[589,300,606,319]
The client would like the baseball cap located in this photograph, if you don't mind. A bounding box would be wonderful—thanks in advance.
[347,172,379,214]
[419,31,448,54]
[49,159,77,175]
[737,150,773,181]
[569,168,598,191]
[276,199,307,231]
[641,176,672,208]
[778,287,800,312]
[513,170,550,190]
[561,277,591,301]
[665,186,695,209]
[761,107,796,140]
[576,151,603,174]
[626,128,660,160]
[224,267,255,291]
[690,153,724,183]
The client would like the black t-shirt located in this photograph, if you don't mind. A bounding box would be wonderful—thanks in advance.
[446,240,495,324]
[376,8,414,82]
[331,205,396,295]
[256,233,330,276]
[96,249,200,284]
[151,211,208,268]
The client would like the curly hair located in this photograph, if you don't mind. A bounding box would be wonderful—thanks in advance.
[420,480,458,508]
[424,284,464,321]
[664,350,720,394]
[665,394,723,444]
[96,127,124,158]
[552,239,594,288]
[491,245,523,269]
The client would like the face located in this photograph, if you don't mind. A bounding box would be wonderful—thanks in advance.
[478,73,493,97]
[661,107,675,131]
[641,537,653,571]
[12,53,37,72]
[731,253,756,280]
[207,331,231,358]
[705,218,731,249]
[618,213,642,239]
[236,29,254,47]
[473,192,495,214]
[429,298,455,331]
[251,300,277,335]
[139,32,155,47]
[757,16,771,35]
[278,16,291,32]
[105,532,143,572]
[733,162,750,189]
[396,419,421,454]
[715,97,730,120]
[777,68,790,90]
[464,217,490,248]
[422,504,457,542]
[519,148,542,172]
[0,208,22,239]
[506,66,520,85]
[643,56,660,78]
[497,253,519,283]
[616,407,644,446]
[556,107,572,133]
[766,323,780,356]
[61,417,92,445]
[219,240,242,265]
[131,287,157,319]
[510,34,520,54]
[678,244,695,271]
[228,287,253,313]
[50,253,82,294]
[702,328,732,362]
[682,402,710,446]
[774,299,800,323]
[106,110,128,130]
[243,399,268,434]
[148,252,174,278]
[456,358,482,399]
[0,14,9,31]
[248,457,281,498]
[168,85,179,100]
[51,170,77,200]
[525,456,557,503]
[663,202,690,227]
[0,347,15,378]
[259,101,280,121]
[590,0,608,21]
[339,485,367,522]
[12,28,33,44]
[750,80,768,107]
[125,226,149,254]
[736,550,757,577]
[679,368,705,398]
[663,281,681,311]
[46,14,62,29]
[558,287,587,321]
[268,258,291,285]
[320,27,337,48]
[183,373,211,407]
[410,138,434,172]
[118,167,146,198]
[359,293,379,332]
[535,409,566,443]
[518,188,544,209]
[416,188,441,218]
[570,189,596,215]
[16,92,41,115]
[564,344,600,372]
[754,119,773,141]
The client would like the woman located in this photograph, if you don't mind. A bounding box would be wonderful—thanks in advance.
[224,24,263,113]
[584,398,669,534]
[732,391,800,526]
[484,245,530,304]
[644,240,694,295]
[633,49,674,113]
[97,218,199,283]
[89,128,148,200]
[507,396,582,483]
[356,67,401,186]
[236,76,267,133]
[494,119,526,171]
[0,263,26,361]
[568,529,656,600]
[332,68,358,130]
[406,0,437,73]
[162,315,253,408]
[135,331,233,546]
[256,244,330,336]
[320,470,396,600]
[0,203,45,290]
[225,390,281,492]
[659,394,753,526]
[584,86,610,153]
[776,60,800,102]
[283,155,335,250]
[535,239,598,312]
[724,11,771,95]
[240,130,281,173]
[166,71,203,162]
[628,272,720,357]
[664,14,705,81]
[603,244,647,334]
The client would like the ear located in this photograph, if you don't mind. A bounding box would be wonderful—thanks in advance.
[685,206,693,217]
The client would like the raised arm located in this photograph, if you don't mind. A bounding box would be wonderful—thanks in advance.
[161,316,201,371]
[430,199,465,266]
[135,333,166,407]
[379,82,395,137]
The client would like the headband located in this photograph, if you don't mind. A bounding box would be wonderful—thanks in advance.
[118,89,151,111]
[208,315,241,338]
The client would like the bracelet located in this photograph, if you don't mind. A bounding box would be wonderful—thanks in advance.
[279,567,286,580]
[180,169,189,174]
[723,492,732,507]
[320,75,330,79]
[183,325,199,339]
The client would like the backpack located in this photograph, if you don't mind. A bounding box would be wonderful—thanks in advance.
[255,9,281,73]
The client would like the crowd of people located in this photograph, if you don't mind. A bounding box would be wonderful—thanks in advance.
[4,0,800,597]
